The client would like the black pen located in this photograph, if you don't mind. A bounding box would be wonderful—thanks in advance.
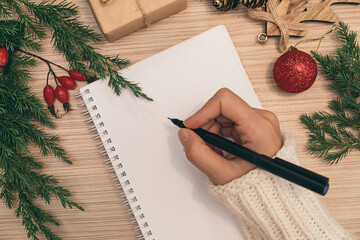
[168,118,329,195]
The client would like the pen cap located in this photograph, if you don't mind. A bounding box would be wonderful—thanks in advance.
[269,156,329,195]
[273,157,329,186]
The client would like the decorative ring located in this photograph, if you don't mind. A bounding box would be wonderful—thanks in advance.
[257,32,268,44]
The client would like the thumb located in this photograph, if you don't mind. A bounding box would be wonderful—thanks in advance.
[178,128,192,148]
[178,128,233,184]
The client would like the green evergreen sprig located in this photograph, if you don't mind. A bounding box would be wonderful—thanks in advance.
[1,44,80,240]
[1,0,151,239]
[301,21,360,164]
[1,0,152,100]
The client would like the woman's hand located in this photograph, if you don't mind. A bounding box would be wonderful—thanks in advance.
[178,88,283,185]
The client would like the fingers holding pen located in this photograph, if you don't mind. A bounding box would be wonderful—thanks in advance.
[178,128,256,185]
[178,128,230,184]
[177,87,283,184]
[183,88,253,129]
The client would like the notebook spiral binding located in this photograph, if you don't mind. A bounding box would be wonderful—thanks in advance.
[76,89,154,240]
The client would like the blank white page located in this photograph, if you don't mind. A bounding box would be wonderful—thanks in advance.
[81,25,261,240]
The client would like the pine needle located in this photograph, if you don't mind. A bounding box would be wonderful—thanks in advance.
[0,0,152,239]
[301,21,360,164]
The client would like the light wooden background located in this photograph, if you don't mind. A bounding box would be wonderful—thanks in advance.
[1,0,359,239]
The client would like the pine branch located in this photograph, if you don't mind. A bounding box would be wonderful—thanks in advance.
[18,0,152,100]
[0,19,41,51]
[302,21,360,164]
[4,0,46,39]
[1,150,83,239]
[2,52,54,127]
[16,192,61,240]
[1,1,153,239]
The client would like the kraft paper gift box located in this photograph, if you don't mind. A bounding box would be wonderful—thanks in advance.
[87,0,187,42]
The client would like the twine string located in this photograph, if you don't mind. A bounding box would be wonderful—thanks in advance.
[294,25,336,51]
[248,0,289,52]
[268,0,289,52]
[100,0,151,26]
[135,0,151,26]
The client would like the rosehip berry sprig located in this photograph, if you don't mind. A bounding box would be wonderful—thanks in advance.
[43,71,56,117]
[19,49,97,118]
[0,43,9,69]
[0,43,9,66]
[44,65,71,117]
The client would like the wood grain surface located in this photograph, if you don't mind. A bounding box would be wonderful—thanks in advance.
[0,0,359,239]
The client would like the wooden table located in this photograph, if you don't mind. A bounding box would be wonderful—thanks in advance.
[1,0,359,239]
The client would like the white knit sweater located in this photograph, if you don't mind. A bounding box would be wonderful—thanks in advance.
[209,132,354,240]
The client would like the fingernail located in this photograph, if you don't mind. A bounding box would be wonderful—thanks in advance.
[178,129,189,146]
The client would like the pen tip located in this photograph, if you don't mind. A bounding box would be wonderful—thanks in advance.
[167,118,185,128]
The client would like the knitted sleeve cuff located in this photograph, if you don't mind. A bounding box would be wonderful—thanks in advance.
[208,132,353,240]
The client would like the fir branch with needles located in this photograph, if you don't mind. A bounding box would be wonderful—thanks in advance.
[1,46,80,240]
[301,21,360,164]
[1,0,151,239]
[2,0,152,100]
[17,0,152,100]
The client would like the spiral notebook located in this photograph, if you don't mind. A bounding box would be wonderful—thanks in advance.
[78,25,261,240]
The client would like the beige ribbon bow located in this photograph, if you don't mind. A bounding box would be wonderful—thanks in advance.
[248,0,306,52]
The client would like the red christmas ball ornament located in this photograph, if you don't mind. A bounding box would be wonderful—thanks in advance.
[0,43,9,67]
[273,47,317,93]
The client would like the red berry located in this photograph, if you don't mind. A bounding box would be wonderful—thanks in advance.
[55,86,69,103]
[273,47,317,93]
[68,70,87,81]
[43,85,55,106]
[57,76,76,89]
[0,43,9,67]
